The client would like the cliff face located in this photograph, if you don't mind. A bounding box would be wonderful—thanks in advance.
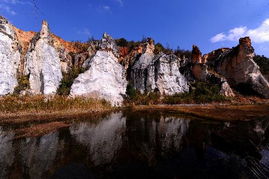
[207,37,269,98]
[70,34,127,106]
[0,16,268,106]
[24,21,62,95]
[0,16,21,96]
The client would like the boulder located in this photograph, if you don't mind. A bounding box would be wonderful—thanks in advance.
[24,21,62,95]
[0,16,21,95]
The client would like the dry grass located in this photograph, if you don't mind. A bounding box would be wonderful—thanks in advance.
[0,95,112,115]
[131,104,269,121]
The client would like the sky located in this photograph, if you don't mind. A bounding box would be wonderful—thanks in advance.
[1,0,269,56]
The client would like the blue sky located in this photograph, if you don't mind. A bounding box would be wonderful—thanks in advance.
[1,0,269,56]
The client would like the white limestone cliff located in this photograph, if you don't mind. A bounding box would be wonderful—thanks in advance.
[0,16,21,95]
[24,21,62,95]
[70,33,127,106]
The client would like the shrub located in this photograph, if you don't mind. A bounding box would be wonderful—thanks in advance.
[253,55,269,74]
[163,82,228,104]
[116,38,129,47]
[174,47,192,59]
[125,84,161,105]
[13,75,30,95]
[57,67,86,96]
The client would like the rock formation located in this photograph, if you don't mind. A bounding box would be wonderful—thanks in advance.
[0,15,268,105]
[131,39,189,95]
[131,38,156,93]
[70,34,127,106]
[191,46,235,97]
[208,37,269,98]
[24,21,62,95]
[0,16,21,95]
[146,53,189,95]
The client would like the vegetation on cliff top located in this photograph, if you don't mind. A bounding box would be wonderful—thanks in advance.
[125,82,228,105]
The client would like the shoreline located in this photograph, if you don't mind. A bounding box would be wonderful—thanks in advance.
[1,103,268,138]
[130,103,269,121]
[0,102,268,121]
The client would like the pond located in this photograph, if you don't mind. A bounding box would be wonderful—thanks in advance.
[0,111,269,178]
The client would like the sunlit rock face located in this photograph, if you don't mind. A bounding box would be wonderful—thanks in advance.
[19,132,60,179]
[131,39,189,95]
[147,53,189,95]
[70,34,127,106]
[0,16,21,95]
[0,127,15,179]
[70,112,126,166]
[209,37,269,98]
[191,46,235,97]
[131,39,155,93]
[24,21,62,95]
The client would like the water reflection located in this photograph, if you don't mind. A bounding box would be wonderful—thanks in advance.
[19,132,60,178]
[70,112,126,166]
[0,111,268,178]
[0,127,14,179]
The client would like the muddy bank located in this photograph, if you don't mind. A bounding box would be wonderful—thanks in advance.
[131,104,269,121]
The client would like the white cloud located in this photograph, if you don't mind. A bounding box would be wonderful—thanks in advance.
[0,4,16,15]
[103,5,111,11]
[77,28,91,36]
[211,18,269,43]
[210,33,226,43]
[0,0,31,15]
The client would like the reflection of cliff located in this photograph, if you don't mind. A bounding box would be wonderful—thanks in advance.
[158,117,189,152]
[0,127,15,179]
[126,114,190,165]
[70,112,126,166]
[19,132,60,178]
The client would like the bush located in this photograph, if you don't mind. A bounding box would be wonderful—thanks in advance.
[163,82,228,104]
[13,75,30,95]
[254,55,269,74]
[174,47,192,59]
[125,84,161,105]
[57,67,86,96]
[116,38,129,47]
[154,43,173,55]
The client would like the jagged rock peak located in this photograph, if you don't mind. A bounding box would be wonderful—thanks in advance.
[143,38,155,54]
[40,20,50,39]
[0,16,8,25]
[101,32,117,50]
[100,32,119,57]
[239,36,252,48]
[0,16,16,38]
[237,36,254,57]
[191,45,203,64]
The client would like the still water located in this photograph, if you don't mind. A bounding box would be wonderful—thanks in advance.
[1,111,269,179]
